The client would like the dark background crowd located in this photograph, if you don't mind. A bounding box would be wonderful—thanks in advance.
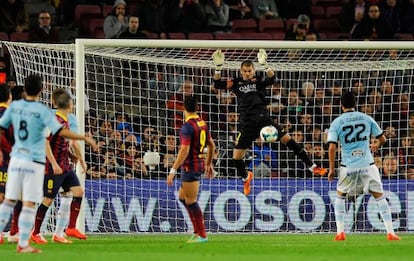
[0,0,413,181]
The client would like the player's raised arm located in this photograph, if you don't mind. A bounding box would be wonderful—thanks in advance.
[58,128,98,152]
[212,49,232,90]
[212,49,224,80]
[257,49,275,78]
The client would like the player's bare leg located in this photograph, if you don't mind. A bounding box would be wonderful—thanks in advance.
[182,181,207,243]
[371,191,400,241]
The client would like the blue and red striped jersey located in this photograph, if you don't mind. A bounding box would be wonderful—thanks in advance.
[180,115,211,173]
[0,104,14,168]
[46,112,71,173]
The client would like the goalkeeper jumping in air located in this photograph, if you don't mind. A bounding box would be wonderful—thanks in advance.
[212,49,327,195]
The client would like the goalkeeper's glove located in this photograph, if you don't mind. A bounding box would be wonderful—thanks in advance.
[212,49,225,71]
[257,49,269,69]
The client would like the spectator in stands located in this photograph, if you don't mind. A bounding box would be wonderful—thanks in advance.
[102,149,125,179]
[119,142,144,179]
[166,79,195,130]
[251,0,280,20]
[225,0,251,21]
[284,14,318,41]
[399,135,414,177]
[299,81,315,107]
[119,15,147,39]
[351,80,368,104]
[29,10,60,43]
[383,125,399,152]
[339,0,366,34]
[281,88,303,125]
[0,0,29,34]
[401,0,414,33]
[351,4,395,40]
[141,126,161,153]
[285,0,311,19]
[135,0,168,39]
[382,155,399,179]
[169,0,206,33]
[407,112,414,138]
[248,138,277,178]
[159,134,178,174]
[205,0,230,33]
[311,143,328,170]
[382,0,401,33]
[104,0,129,39]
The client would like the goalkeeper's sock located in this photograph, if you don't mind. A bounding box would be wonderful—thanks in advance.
[18,206,36,248]
[180,199,198,235]
[0,201,14,234]
[334,195,346,234]
[10,200,22,235]
[286,139,313,167]
[33,203,48,235]
[377,196,394,234]
[55,195,72,237]
[188,202,206,239]
[233,159,248,180]
[68,197,82,229]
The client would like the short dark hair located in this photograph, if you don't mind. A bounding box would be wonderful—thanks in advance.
[341,91,356,109]
[11,85,25,100]
[0,84,10,102]
[24,75,42,96]
[184,95,198,113]
[241,60,254,68]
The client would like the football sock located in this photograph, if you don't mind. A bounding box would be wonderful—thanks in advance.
[335,195,346,234]
[33,203,49,235]
[0,201,14,233]
[68,197,82,228]
[233,159,247,180]
[188,202,206,239]
[377,196,394,234]
[55,195,72,237]
[286,139,313,167]
[19,207,36,248]
[10,200,22,235]
[180,199,198,235]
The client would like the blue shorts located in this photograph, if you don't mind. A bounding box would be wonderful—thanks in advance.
[43,169,80,198]
[181,171,202,182]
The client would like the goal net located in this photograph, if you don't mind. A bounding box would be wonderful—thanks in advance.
[3,40,414,234]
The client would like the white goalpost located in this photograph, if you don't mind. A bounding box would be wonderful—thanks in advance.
[3,39,414,234]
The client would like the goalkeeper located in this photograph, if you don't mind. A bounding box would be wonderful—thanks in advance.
[212,49,327,195]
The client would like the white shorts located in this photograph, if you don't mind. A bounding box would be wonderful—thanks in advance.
[5,157,45,203]
[337,164,383,196]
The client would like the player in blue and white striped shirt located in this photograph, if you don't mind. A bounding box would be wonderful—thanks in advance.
[327,91,400,241]
[0,75,97,253]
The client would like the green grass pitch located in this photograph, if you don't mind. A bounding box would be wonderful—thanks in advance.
[1,234,414,260]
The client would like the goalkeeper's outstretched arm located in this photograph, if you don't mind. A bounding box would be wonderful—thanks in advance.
[257,49,275,78]
[212,49,224,81]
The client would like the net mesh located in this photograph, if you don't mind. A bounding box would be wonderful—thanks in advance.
[3,40,414,234]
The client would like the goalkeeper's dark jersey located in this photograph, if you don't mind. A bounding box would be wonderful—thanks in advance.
[214,75,275,126]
